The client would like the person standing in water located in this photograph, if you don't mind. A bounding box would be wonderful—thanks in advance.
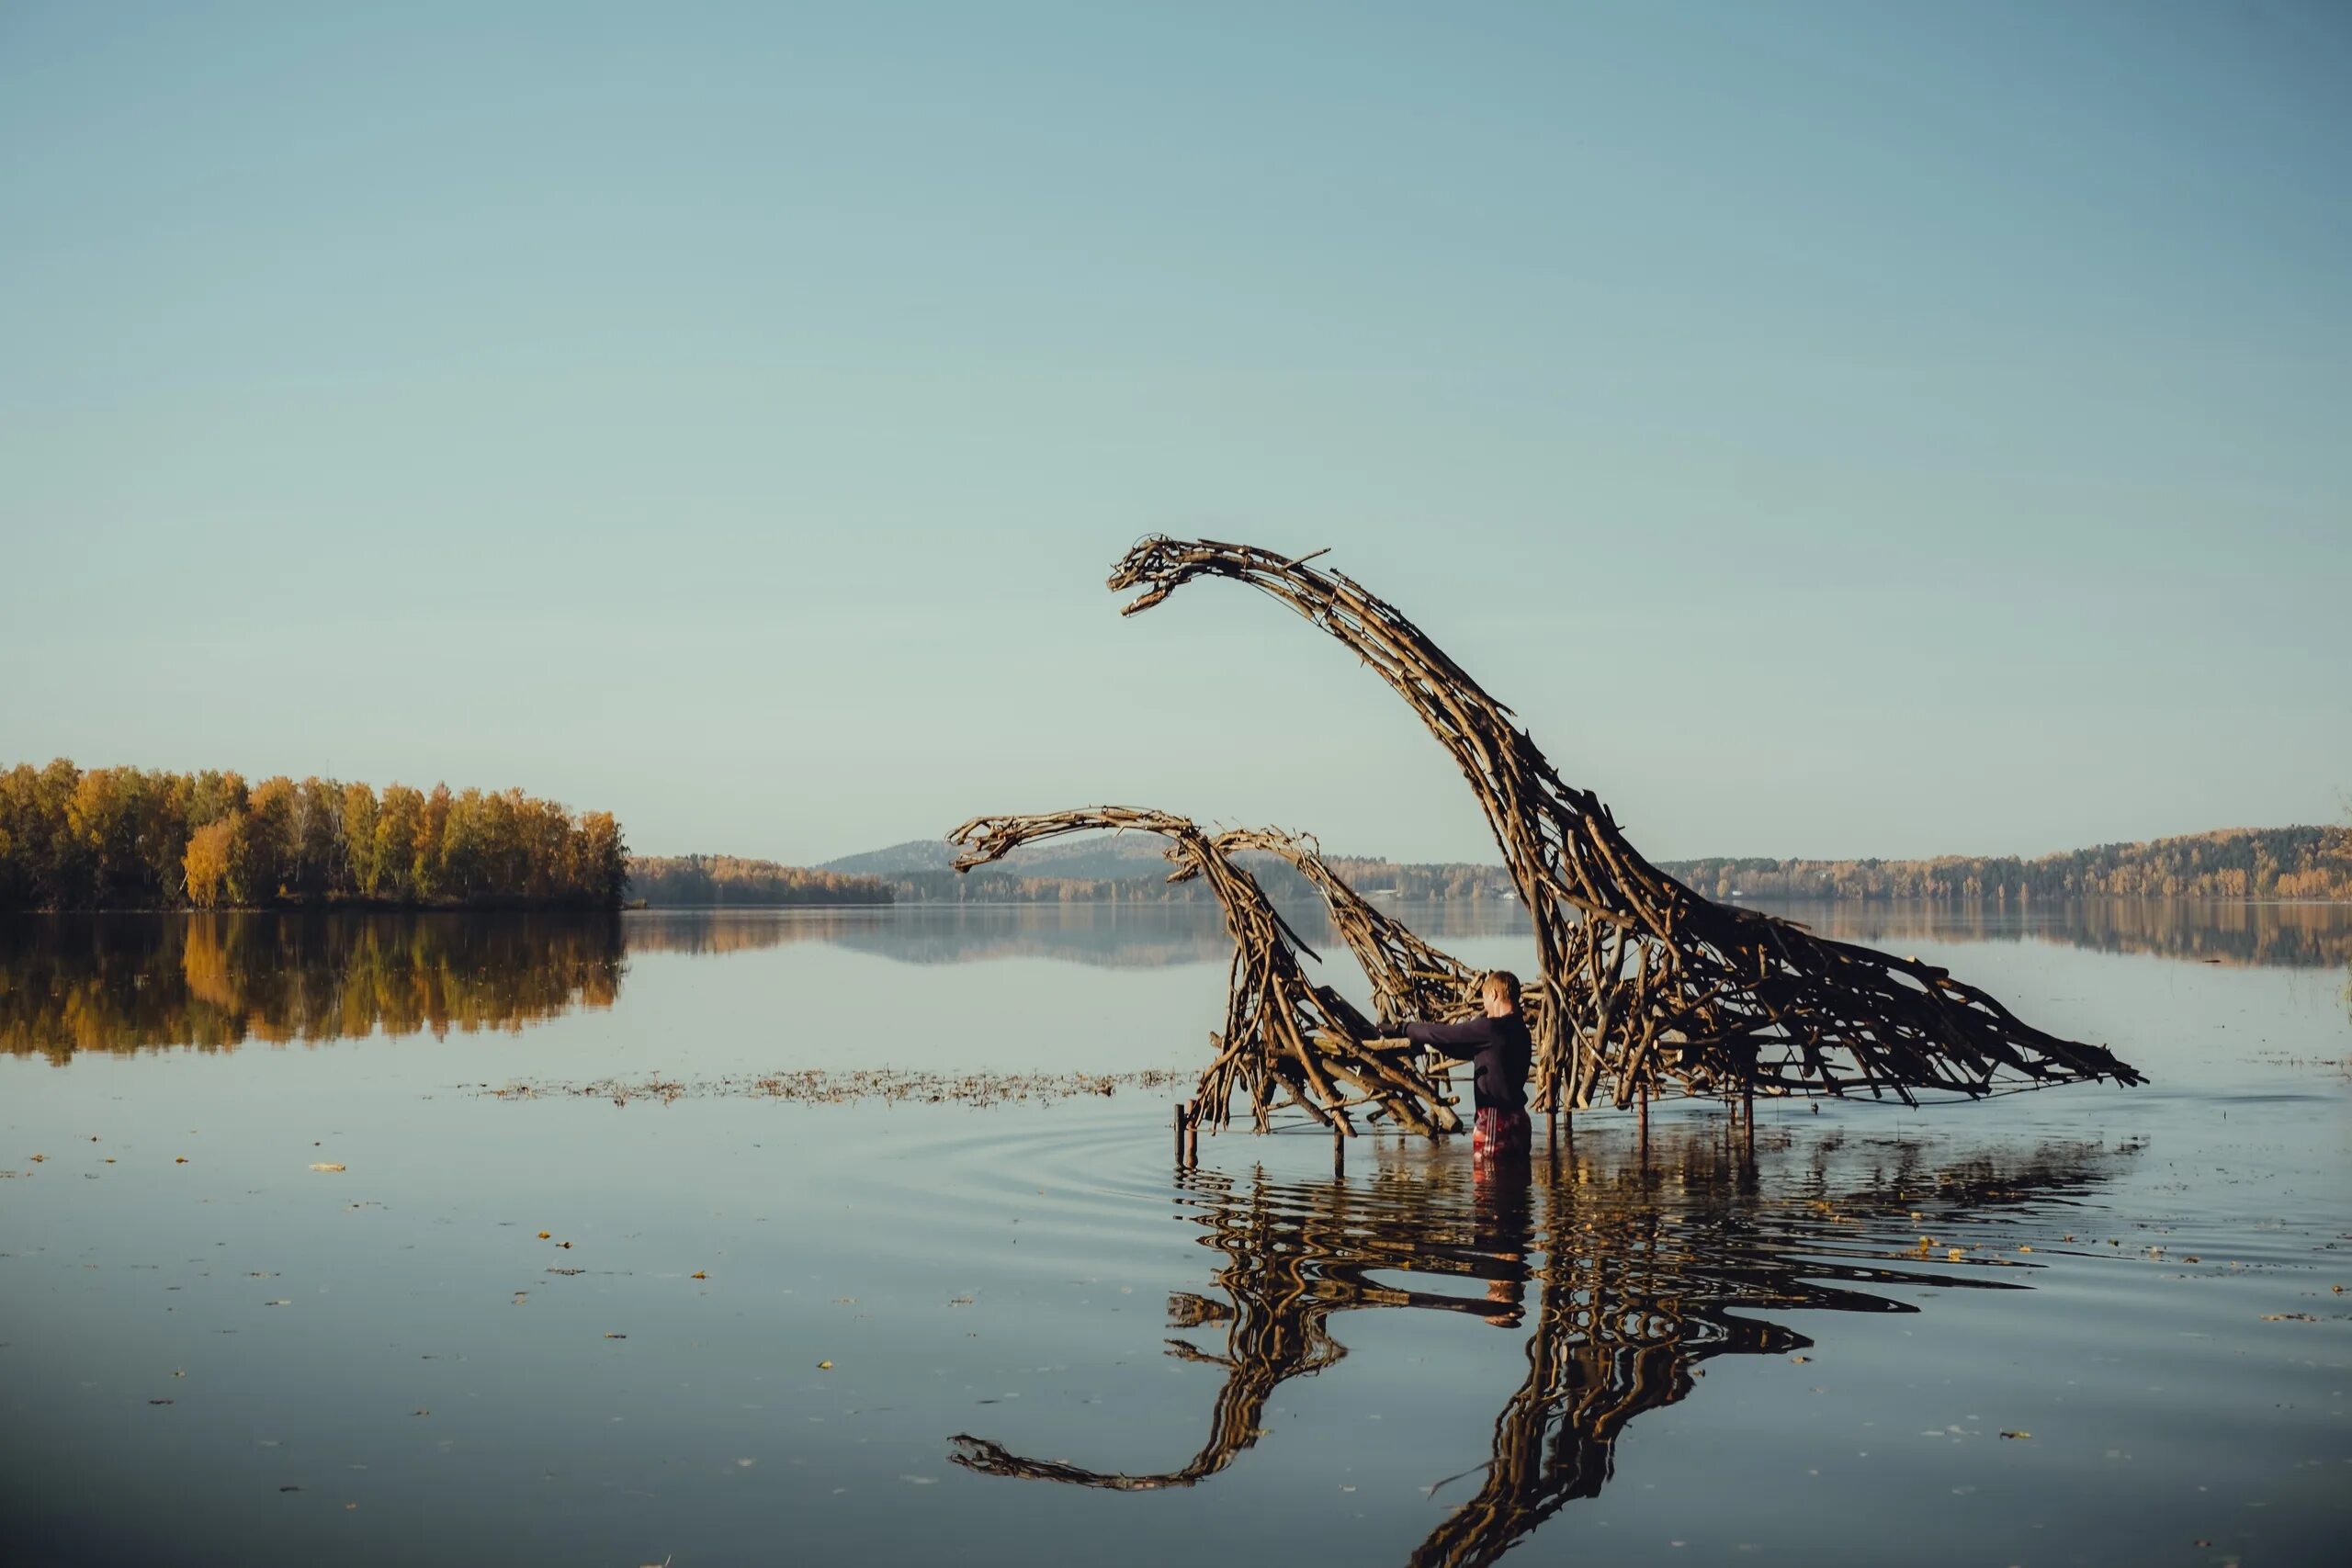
[1404,971,1532,1159]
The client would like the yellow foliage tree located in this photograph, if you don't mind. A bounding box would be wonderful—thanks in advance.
[183,819,242,909]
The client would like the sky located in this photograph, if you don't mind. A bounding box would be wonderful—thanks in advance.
[3,0,2346,867]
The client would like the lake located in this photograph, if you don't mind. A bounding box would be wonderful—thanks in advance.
[2,901,2346,1566]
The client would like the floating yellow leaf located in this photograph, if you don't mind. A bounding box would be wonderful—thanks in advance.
[1999,1430,2031,1439]
[691,1271,707,1280]
[537,1231,551,1240]
[309,1163,345,1173]
[817,1360,833,1370]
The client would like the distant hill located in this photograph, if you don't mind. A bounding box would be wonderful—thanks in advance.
[819,839,964,877]
[821,834,1183,882]
[815,823,2352,905]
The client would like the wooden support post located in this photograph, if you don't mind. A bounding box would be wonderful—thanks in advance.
[1637,1083,1650,1164]
[1175,1100,1193,1166]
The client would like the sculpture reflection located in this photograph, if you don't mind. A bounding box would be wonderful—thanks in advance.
[950,1126,2134,1567]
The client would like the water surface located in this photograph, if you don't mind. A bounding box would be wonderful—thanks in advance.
[2,903,2346,1565]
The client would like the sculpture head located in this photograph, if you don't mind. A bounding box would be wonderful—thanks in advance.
[1107,534,1207,616]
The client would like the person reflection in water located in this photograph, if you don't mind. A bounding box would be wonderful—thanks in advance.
[1406,970,1533,1163]
[1472,1140,1532,1326]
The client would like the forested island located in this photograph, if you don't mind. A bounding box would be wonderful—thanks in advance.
[625,854,890,907]
[0,760,627,910]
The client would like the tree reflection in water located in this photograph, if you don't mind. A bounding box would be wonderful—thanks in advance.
[0,913,623,1059]
[951,1126,2136,1567]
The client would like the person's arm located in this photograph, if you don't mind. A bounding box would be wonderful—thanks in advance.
[1404,1016,1500,1050]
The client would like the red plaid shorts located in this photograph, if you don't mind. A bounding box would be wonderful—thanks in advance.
[1473,1104,1532,1157]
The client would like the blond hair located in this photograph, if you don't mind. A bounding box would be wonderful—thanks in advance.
[1481,970,1521,1012]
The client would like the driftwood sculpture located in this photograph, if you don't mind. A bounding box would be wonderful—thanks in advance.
[1107,537,2145,1111]
[951,807,1461,1137]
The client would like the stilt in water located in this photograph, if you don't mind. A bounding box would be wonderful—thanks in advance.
[1636,1083,1650,1167]
[1742,1075,1757,1154]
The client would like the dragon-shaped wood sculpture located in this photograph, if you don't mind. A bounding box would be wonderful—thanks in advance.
[1098,537,2143,1113]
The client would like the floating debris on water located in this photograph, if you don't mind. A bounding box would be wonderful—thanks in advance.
[481,1067,1185,1109]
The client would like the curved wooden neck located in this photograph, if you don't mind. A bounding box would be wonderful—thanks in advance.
[1136,543,1561,895]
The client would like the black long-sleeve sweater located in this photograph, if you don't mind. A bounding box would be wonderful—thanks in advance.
[1403,1012,1531,1113]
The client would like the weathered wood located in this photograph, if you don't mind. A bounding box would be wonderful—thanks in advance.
[951,807,1464,1138]
[1106,537,2146,1111]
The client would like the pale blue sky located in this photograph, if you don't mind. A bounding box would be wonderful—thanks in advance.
[3,1,2346,865]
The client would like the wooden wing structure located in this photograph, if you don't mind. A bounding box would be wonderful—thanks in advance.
[952,807,1460,1137]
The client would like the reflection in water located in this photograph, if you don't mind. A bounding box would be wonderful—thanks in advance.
[1763,898,2352,970]
[624,902,2352,971]
[0,914,622,1060]
[623,906,1235,966]
[951,1127,2134,1567]
[9,903,2344,1064]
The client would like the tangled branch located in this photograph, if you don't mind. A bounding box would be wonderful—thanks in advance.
[950,807,1461,1137]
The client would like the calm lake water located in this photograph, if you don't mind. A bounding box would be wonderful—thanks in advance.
[3,902,2346,1567]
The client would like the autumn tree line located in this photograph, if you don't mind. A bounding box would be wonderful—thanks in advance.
[0,760,628,910]
[876,829,2352,906]
[1660,826,2352,904]
[625,854,891,907]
